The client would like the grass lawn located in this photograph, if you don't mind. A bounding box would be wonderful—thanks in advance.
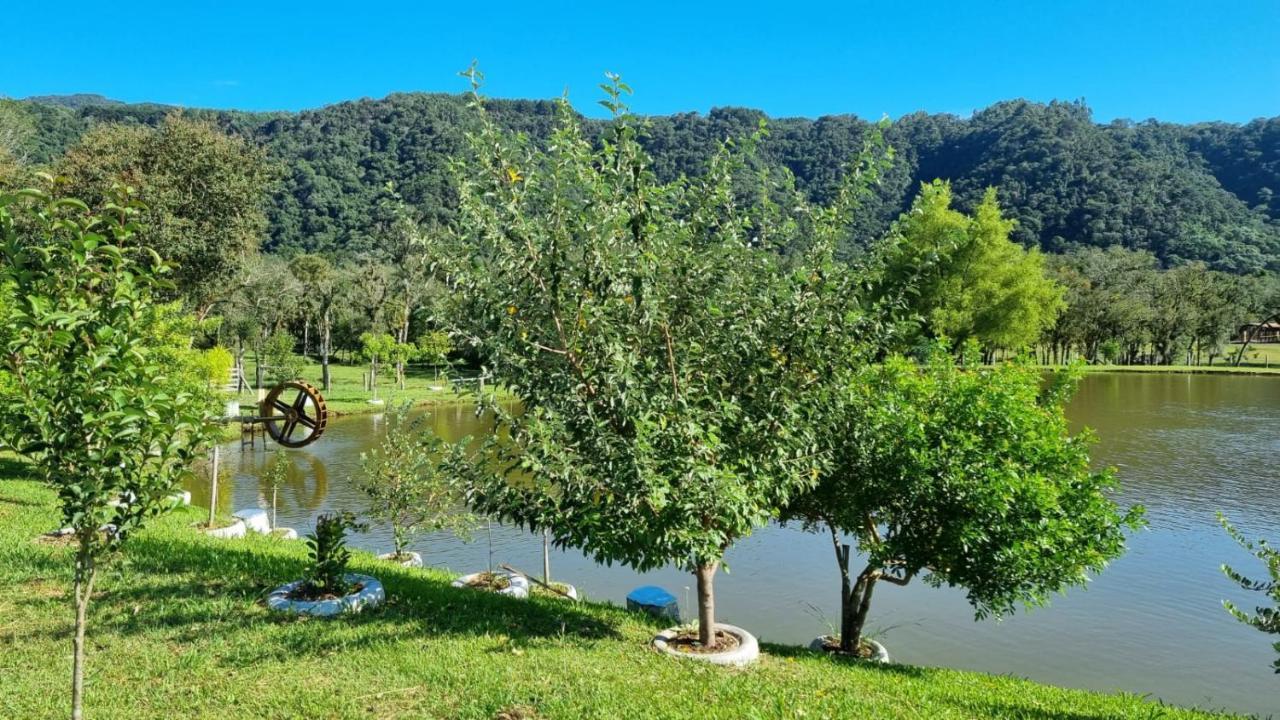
[234,360,509,419]
[0,471,1241,720]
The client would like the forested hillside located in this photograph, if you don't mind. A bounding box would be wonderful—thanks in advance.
[3,93,1278,270]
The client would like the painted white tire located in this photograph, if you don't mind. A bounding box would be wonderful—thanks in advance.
[809,635,890,663]
[272,528,299,540]
[451,571,529,598]
[233,508,272,534]
[654,624,760,667]
[378,551,423,568]
[266,574,385,617]
[168,491,192,507]
[204,520,246,539]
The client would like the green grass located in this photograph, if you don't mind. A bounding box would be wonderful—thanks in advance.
[0,472,1241,719]
[233,360,509,419]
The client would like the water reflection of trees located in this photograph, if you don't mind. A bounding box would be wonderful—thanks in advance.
[247,451,328,513]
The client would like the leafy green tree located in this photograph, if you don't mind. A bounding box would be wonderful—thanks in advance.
[54,113,273,319]
[262,330,304,383]
[263,450,290,529]
[444,71,885,648]
[1220,516,1280,672]
[0,189,218,719]
[784,346,1144,655]
[358,403,475,559]
[360,332,396,399]
[289,254,344,390]
[417,330,452,379]
[887,181,1064,356]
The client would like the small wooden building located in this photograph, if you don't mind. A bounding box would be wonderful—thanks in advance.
[1238,321,1280,343]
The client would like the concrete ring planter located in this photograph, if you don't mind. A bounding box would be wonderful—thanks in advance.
[233,508,272,534]
[378,551,423,568]
[451,571,529,598]
[653,624,760,667]
[203,519,247,539]
[809,635,891,663]
[267,573,385,617]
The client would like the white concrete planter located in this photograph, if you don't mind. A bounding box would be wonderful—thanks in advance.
[451,571,529,598]
[270,527,299,540]
[233,508,272,534]
[809,635,891,663]
[653,624,760,667]
[266,573,385,617]
[203,519,246,539]
[378,551,423,568]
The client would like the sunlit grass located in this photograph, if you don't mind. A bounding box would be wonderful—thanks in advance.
[0,474,1242,720]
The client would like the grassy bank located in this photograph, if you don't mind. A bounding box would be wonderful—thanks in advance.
[0,473,1240,719]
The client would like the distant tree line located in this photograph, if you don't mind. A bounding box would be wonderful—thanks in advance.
[1,94,1277,271]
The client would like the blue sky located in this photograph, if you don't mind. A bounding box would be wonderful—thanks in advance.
[3,1,1277,123]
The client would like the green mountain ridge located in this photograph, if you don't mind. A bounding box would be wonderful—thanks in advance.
[7,92,1279,271]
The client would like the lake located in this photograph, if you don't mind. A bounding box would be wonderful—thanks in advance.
[188,373,1280,716]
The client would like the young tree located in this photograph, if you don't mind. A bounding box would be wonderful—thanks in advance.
[359,332,396,400]
[784,345,1144,655]
[0,189,218,719]
[887,181,1065,357]
[417,330,452,380]
[443,71,885,648]
[357,403,474,560]
[262,330,304,384]
[263,450,290,530]
[1220,516,1280,672]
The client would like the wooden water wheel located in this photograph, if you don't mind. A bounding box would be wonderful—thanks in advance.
[259,380,328,448]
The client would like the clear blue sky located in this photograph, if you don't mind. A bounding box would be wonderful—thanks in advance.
[3,1,1277,123]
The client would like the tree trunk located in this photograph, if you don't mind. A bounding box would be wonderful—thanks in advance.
[695,561,718,648]
[321,310,332,392]
[846,568,879,653]
[302,319,310,360]
[542,529,551,586]
[71,537,97,720]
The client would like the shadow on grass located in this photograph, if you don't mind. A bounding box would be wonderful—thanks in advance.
[761,640,928,679]
[80,527,626,662]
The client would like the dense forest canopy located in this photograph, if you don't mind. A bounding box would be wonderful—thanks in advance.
[2,93,1277,271]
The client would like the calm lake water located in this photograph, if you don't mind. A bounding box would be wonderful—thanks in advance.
[188,373,1280,717]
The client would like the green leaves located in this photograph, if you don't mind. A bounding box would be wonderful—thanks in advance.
[441,75,887,576]
[1220,514,1280,672]
[356,402,475,556]
[0,187,218,559]
[787,346,1144,622]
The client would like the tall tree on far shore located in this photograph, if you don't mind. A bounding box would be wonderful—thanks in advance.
[886,181,1064,356]
[54,113,273,320]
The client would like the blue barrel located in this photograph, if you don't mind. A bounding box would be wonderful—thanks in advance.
[626,585,680,621]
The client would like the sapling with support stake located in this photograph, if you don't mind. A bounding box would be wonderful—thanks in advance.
[0,189,220,719]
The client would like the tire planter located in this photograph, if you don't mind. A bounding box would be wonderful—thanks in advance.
[809,635,891,663]
[168,491,192,507]
[534,582,578,601]
[653,624,760,667]
[451,571,529,598]
[267,574,385,617]
[270,528,299,540]
[204,519,246,539]
[233,508,272,534]
[378,551,423,568]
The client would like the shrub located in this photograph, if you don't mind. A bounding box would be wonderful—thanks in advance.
[304,511,367,597]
